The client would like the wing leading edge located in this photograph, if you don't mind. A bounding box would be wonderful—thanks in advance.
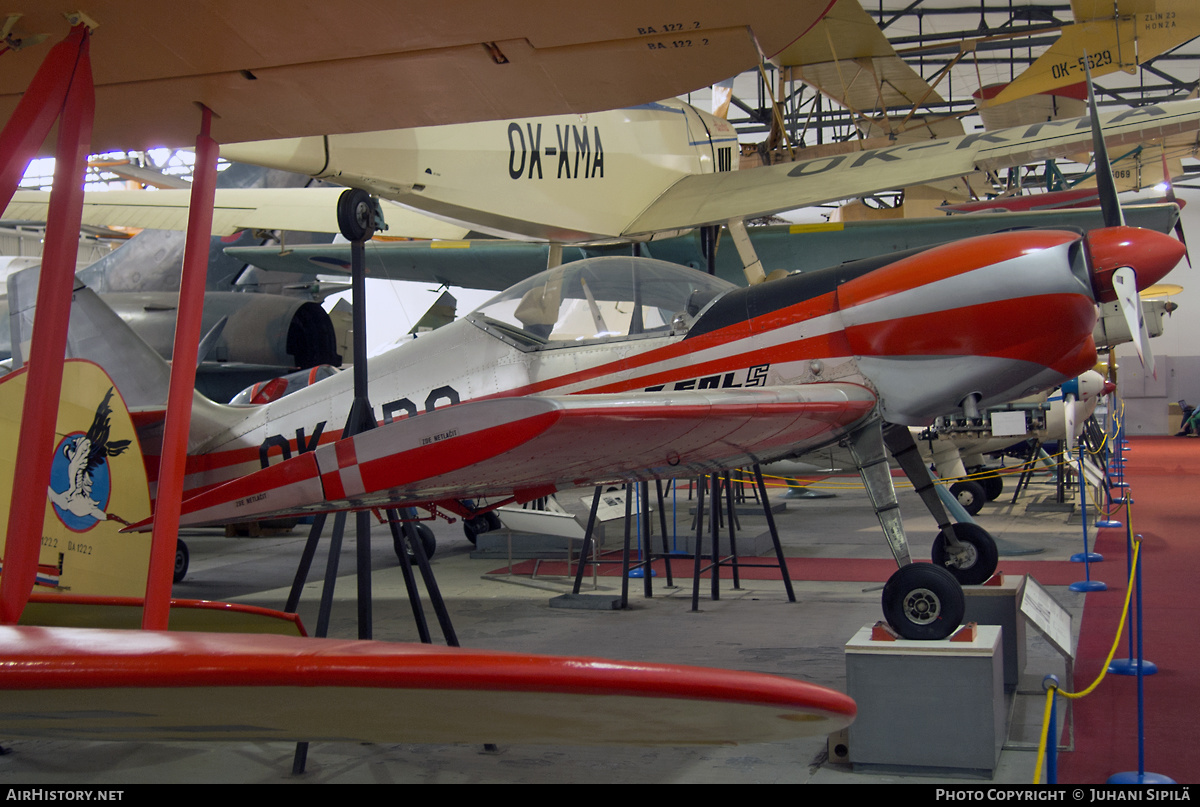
[0,625,855,744]
[141,385,877,529]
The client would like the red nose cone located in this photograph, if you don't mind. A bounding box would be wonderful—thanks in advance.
[1088,226,1186,303]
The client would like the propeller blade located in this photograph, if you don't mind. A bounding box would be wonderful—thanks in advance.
[1161,151,1192,267]
[1084,53,1125,229]
[1112,266,1156,378]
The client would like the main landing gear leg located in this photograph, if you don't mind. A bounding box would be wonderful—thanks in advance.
[844,418,964,641]
[883,424,999,587]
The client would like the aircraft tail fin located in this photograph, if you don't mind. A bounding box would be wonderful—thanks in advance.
[8,266,171,409]
[0,360,153,598]
[6,266,248,447]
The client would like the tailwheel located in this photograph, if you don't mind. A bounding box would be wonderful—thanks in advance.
[882,563,965,641]
[931,522,999,585]
[173,539,190,583]
[462,511,502,545]
[394,522,437,563]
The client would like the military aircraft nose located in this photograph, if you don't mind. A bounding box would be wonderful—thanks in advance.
[1087,226,1187,303]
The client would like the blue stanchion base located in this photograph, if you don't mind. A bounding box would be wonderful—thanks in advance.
[1095,519,1123,529]
[1071,552,1103,563]
[1108,772,1175,784]
[1070,580,1108,592]
[1109,480,1130,488]
[628,568,657,578]
[1108,658,1158,676]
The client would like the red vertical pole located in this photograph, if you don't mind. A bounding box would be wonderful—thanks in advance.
[0,26,86,209]
[141,106,218,630]
[0,28,94,624]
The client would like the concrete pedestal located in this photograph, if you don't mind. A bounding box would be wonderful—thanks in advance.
[964,575,1025,693]
[845,624,1005,777]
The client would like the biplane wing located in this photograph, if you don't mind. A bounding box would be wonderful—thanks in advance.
[0,626,856,744]
[0,1,836,151]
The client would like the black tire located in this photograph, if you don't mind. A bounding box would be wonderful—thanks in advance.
[337,188,374,241]
[173,539,190,583]
[978,473,1003,502]
[949,480,986,515]
[414,523,437,561]
[931,522,999,585]
[882,563,965,641]
[462,511,503,545]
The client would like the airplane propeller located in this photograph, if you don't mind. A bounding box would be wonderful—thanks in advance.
[1160,150,1192,267]
[1081,55,1186,380]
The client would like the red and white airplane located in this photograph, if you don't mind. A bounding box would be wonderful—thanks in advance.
[47,206,1178,641]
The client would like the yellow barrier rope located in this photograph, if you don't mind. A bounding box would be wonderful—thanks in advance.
[1032,527,1141,783]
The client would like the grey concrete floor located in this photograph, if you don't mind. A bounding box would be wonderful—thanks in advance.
[0,471,1094,784]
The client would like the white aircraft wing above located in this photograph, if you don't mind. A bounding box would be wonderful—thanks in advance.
[2,188,469,239]
[17,99,1200,243]
[624,98,1200,236]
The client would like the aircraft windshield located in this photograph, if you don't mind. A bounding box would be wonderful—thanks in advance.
[468,256,734,347]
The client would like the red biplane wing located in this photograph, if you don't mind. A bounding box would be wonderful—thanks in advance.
[139,385,876,529]
[0,625,856,744]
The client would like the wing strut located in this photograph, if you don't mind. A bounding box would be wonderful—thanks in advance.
[142,105,220,630]
[0,23,95,624]
[727,218,767,285]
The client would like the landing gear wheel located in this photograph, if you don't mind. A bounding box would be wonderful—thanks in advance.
[462,512,502,545]
[337,188,375,241]
[978,473,1003,502]
[931,522,999,585]
[394,523,436,563]
[882,563,965,641]
[173,539,190,583]
[949,480,986,515]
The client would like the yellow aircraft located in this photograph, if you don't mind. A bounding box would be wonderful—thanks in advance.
[985,0,1200,108]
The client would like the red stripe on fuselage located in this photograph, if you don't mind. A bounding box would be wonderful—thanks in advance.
[843,293,1097,374]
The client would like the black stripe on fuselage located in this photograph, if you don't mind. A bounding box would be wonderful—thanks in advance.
[684,244,937,340]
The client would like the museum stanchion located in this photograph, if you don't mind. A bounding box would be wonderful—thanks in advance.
[1107,535,1172,784]
[1069,443,1106,592]
[1108,517,1156,677]
[1094,407,1124,530]
[1034,531,1173,784]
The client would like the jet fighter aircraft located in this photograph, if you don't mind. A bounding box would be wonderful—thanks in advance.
[44,209,1176,641]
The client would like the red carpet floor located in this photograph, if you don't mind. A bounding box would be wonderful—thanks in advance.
[1058,436,1200,784]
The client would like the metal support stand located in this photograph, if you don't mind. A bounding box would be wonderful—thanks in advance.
[291,189,457,773]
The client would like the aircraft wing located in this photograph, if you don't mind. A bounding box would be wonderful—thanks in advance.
[773,0,945,113]
[0,625,856,744]
[1,189,471,239]
[221,203,1184,291]
[623,98,1200,236]
[1,1,835,152]
[136,385,877,529]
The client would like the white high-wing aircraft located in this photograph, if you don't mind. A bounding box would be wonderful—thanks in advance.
[216,97,1200,254]
[6,97,1200,280]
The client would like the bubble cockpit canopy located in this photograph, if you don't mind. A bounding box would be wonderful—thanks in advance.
[467,256,734,348]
